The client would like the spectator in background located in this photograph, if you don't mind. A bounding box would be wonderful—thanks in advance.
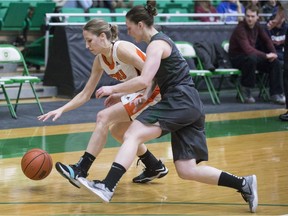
[267,1,288,121]
[194,0,219,22]
[63,0,93,12]
[92,0,116,12]
[93,0,133,12]
[262,0,278,21]
[216,0,245,22]
[266,10,287,65]
[241,0,262,8]
[113,0,134,8]
[229,4,285,104]
[241,0,265,21]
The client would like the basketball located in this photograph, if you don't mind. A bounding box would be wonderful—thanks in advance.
[21,148,53,180]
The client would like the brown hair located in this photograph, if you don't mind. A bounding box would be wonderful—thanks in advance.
[245,3,259,15]
[83,18,118,41]
[126,0,157,27]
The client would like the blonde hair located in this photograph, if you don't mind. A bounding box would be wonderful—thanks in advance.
[83,19,118,41]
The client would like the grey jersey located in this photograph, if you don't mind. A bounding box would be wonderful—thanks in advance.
[150,32,194,96]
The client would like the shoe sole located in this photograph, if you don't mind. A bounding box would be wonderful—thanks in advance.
[78,177,110,203]
[55,163,81,188]
[250,175,258,213]
[133,167,169,183]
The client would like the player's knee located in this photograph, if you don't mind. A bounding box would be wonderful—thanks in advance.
[96,110,110,126]
[175,163,197,180]
[177,170,191,180]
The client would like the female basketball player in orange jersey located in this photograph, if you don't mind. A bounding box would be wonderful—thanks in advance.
[38,18,168,188]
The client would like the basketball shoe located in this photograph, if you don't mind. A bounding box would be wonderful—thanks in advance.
[55,162,88,188]
[239,175,258,213]
[132,160,169,183]
[78,178,113,202]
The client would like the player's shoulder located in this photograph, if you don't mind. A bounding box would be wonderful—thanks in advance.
[115,40,139,56]
[115,40,137,49]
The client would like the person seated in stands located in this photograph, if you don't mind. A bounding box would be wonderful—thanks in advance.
[92,0,115,12]
[266,9,287,66]
[63,0,93,12]
[92,0,133,12]
[229,4,285,104]
[241,0,262,8]
[261,0,278,21]
[241,0,264,21]
[194,0,219,22]
[113,0,134,8]
[216,0,245,22]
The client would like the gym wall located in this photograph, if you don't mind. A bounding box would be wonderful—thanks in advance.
[44,24,237,97]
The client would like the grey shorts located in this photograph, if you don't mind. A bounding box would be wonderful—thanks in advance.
[136,85,208,163]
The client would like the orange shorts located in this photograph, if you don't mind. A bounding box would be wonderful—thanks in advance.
[121,87,161,120]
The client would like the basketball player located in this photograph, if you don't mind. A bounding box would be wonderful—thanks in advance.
[78,1,258,213]
[38,18,168,188]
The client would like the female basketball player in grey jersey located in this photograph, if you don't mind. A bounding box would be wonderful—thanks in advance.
[79,1,258,213]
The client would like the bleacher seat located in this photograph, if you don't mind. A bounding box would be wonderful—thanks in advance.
[0,2,30,31]
[88,7,112,22]
[27,2,56,31]
[61,7,86,23]
[114,8,129,22]
[168,8,190,22]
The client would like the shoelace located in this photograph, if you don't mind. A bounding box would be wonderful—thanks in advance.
[136,159,147,171]
[70,164,89,177]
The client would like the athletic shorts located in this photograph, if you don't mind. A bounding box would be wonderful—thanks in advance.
[136,85,208,163]
[121,87,161,120]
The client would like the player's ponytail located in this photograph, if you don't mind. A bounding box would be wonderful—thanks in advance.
[126,0,157,27]
[110,24,119,42]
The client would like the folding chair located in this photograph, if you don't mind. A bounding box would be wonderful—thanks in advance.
[175,41,220,105]
[0,77,17,118]
[256,71,270,101]
[0,44,44,118]
[22,35,54,69]
[212,40,244,103]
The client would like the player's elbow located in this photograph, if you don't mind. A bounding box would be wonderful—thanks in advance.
[139,78,152,89]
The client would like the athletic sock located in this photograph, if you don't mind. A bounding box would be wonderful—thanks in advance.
[218,171,245,190]
[103,162,126,191]
[77,152,95,173]
[139,149,160,169]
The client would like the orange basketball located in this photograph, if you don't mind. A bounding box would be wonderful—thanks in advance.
[21,148,53,180]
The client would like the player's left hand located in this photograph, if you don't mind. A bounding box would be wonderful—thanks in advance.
[104,94,121,107]
[96,86,113,98]
[132,95,147,113]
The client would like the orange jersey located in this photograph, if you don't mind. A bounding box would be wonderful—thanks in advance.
[99,40,161,118]
[99,40,145,82]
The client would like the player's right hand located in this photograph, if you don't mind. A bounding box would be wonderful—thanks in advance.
[37,109,63,122]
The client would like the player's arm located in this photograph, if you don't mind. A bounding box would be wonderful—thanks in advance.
[96,40,168,97]
[116,41,157,99]
[116,41,145,72]
[38,56,104,121]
